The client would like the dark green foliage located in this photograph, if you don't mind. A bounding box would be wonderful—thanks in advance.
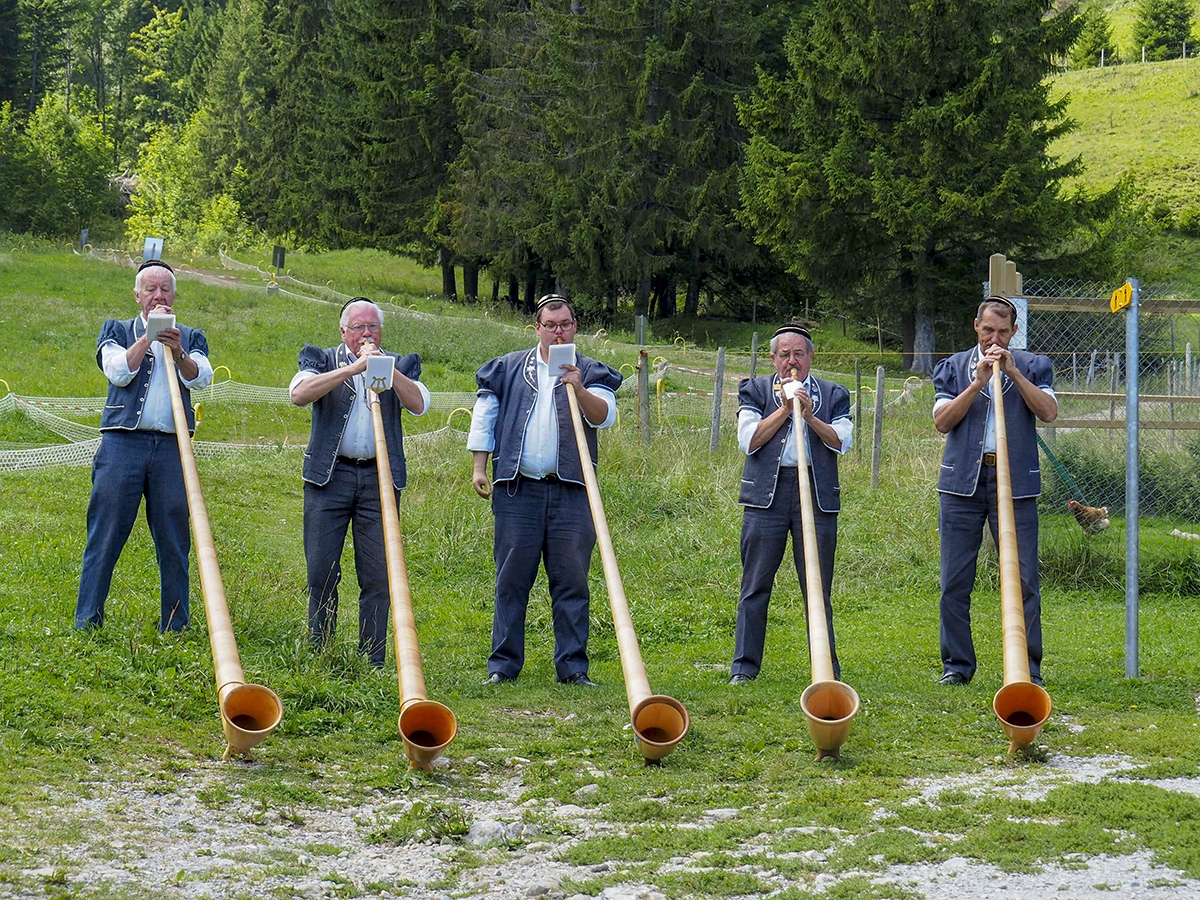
[0,96,112,234]
[1132,0,1195,62]
[0,0,18,105]
[1070,1,1119,68]
[738,0,1090,365]
[453,0,800,321]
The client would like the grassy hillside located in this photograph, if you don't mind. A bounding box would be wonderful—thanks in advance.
[2,249,1200,897]
[1053,59,1200,213]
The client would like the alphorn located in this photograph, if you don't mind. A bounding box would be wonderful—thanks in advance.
[790,370,860,762]
[564,382,689,763]
[989,364,1052,752]
[162,352,282,761]
[362,344,457,770]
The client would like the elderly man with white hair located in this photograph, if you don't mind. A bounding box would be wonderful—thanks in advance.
[75,260,214,632]
[729,324,852,684]
[290,297,429,667]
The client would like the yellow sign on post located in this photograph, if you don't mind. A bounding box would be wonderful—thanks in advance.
[1110,282,1132,313]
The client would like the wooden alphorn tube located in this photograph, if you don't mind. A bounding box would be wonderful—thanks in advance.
[362,346,457,770]
[162,352,282,761]
[790,369,859,762]
[564,382,689,763]
[989,365,1052,752]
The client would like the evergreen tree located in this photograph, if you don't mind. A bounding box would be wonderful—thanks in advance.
[1070,2,1118,68]
[0,0,20,105]
[455,0,796,321]
[323,0,476,294]
[14,0,80,113]
[1131,0,1194,61]
[739,0,1085,371]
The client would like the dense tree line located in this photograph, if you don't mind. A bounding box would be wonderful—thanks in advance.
[0,0,1133,363]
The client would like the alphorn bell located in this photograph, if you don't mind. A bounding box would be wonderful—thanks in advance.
[161,352,282,760]
[989,364,1052,752]
[790,369,860,762]
[361,343,457,770]
[563,381,689,763]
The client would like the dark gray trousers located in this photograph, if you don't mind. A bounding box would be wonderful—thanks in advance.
[304,459,395,667]
[489,476,594,681]
[938,465,1043,682]
[732,466,840,680]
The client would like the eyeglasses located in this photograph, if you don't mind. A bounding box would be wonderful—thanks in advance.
[538,320,575,333]
[345,322,382,333]
[774,350,809,361]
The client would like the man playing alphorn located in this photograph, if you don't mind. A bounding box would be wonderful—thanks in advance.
[933,296,1057,686]
[729,324,852,684]
[468,295,622,687]
[290,298,429,668]
[75,260,214,632]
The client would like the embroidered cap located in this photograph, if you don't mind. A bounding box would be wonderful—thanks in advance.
[773,324,811,341]
[982,295,1019,319]
[535,293,574,315]
[136,259,174,274]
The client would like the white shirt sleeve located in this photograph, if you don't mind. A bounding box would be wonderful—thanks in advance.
[410,380,431,417]
[99,340,136,387]
[585,385,618,429]
[467,392,500,452]
[181,350,213,390]
[737,408,762,455]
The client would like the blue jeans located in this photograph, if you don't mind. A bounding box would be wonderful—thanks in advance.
[304,459,396,667]
[732,466,840,679]
[75,430,191,632]
[939,466,1043,681]
[489,476,594,681]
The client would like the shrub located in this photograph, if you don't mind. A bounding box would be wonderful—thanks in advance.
[1070,3,1119,68]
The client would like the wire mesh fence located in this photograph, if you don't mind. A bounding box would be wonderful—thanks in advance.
[1024,277,1200,521]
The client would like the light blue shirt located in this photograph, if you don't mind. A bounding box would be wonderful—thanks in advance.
[737,375,852,465]
[99,315,213,433]
[289,344,430,459]
[931,347,1055,453]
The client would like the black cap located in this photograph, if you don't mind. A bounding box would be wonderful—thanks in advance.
[341,296,373,313]
[137,259,173,274]
[773,324,811,341]
[983,295,1019,318]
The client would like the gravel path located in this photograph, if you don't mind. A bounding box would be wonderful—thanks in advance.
[3,753,1199,900]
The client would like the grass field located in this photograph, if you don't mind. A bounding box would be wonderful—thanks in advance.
[1053,58,1200,214]
[2,249,1200,897]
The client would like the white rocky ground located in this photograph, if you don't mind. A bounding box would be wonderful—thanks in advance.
[3,752,1199,900]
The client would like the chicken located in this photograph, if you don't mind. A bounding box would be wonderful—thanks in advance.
[1068,500,1110,536]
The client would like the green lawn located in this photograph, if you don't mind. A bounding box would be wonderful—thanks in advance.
[2,249,1200,898]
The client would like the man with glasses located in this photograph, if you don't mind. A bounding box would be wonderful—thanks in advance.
[468,295,622,686]
[290,298,429,667]
[729,325,852,684]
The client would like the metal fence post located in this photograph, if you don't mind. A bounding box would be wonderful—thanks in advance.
[710,347,725,453]
[1125,278,1140,679]
[871,366,885,489]
[638,349,650,446]
[749,332,759,378]
[855,358,862,462]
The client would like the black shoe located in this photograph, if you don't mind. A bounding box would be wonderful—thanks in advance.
[561,672,599,687]
[937,672,970,686]
[482,672,515,685]
[728,673,755,684]
[1030,673,1045,687]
